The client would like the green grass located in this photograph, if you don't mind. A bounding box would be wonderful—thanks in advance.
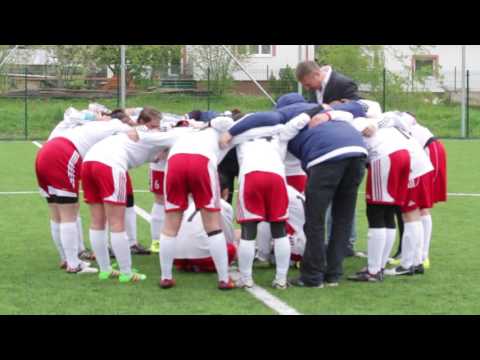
[0,139,479,314]
[1,93,479,139]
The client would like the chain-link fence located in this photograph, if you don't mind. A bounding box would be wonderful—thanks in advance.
[0,45,478,140]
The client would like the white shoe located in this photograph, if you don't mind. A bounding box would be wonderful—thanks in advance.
[272,278,288,290]
[67,261,98,275]
[236,277,254,289]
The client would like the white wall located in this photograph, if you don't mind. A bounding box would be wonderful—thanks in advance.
[386,45,480,90]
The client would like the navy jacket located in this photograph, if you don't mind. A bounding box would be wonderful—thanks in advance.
[229,93,367,170]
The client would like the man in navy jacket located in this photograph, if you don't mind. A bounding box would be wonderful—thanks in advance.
[221,93,367,287]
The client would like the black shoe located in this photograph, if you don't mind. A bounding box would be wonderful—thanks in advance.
[414,264,425,275]
[348,270,383,282]
[130,243,152,255]
[288,277,324,288]
[345,248,355,257]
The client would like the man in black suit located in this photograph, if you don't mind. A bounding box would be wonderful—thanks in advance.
[295,61,365,258]
[296,61,361,105]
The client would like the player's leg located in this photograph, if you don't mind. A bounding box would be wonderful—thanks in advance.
[420,208,432,269]
[150,194,165,253]
[159,210,184,287]
[271,221,290,289]
[237,221,259,288]
[47,202,66,268]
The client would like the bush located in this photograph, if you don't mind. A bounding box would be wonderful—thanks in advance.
[269,65,297,98]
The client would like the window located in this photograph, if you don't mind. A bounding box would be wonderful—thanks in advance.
[235,45,273,56]
[413,55,439,77]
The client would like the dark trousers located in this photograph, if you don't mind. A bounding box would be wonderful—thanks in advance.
[300,156,366,285]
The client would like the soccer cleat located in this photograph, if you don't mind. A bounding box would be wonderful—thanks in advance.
[414,264,425,275]
[272,279,288,290]
[288,277,324,288]
[388,258,401,266]
[423,258,430,269]
[325,280,340,287]
[149,240,160,254]
[130,243,151,255]
[78,249,96,261]
[348,271,383,282]
[119,272,147,283]
[111,261,139,274]
[98,270,121,280]
[159,278,176,289]
[59,261,68,270]
[218,278,236,290]
[67,261,98,275]
[354,251,368,258]
[236,277,254,289]
[384,266,415,276]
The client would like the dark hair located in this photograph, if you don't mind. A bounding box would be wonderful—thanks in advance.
[138,107,162,125]
[107,109,130,122]
[296,61,321,81]
[232,111,246,121]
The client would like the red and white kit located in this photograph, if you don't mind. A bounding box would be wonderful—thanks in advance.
[347,117,434,210]
[285,151,307,193]
[256,186,306,261]
[173,197,237,272]
[149,160,167,196]
[236,136,289,223]
[82,129,187,205]
[165,117,284,213]
[35,119,132,200]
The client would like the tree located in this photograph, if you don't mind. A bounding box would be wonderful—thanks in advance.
[188,45,248,96]
[92,45,182,86]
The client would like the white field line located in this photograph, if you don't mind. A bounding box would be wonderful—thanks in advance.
[133,204,301,316]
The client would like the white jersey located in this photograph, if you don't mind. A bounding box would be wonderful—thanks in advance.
[256,186,306,259]
[175,198,235,259]
[285,151,306,177]
[48,107,97,140]
[382,111,434,148]
[59,119,132,158]
[168,116,285,165]
[236,136,286,178]
[83,128,189,171]
[349,117,434,180]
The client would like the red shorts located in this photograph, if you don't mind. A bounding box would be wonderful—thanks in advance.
[286,175,307,193]
[35,137,82,199]
[366,150,410,206]
[237,171,289,223]
[427,140,447,203]
[82,161,133,205]
[149,169,165,196]
[165,154,220,212]
[174,243,237,273]
[400,178,425,213]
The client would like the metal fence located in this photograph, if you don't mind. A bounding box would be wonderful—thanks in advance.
[0,48,478,140]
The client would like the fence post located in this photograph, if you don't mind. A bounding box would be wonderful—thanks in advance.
[466,70,470,138]
[454,66,457,92]
[24,67,28,140]
[382,68,386,112]
[207,67,210,111]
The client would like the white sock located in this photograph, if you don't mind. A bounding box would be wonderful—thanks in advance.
[208,232,230,283]
[421,214,432,262]
[60,222,80,269]
[90,229,110,272]
[382,228,397,268]
[110,232,132,275]
[76,216,85,253]
[238,239,256,281]
[400,221,422,269]
[273,236,291,282]
[151,203,165,242]
[125,207,137,247]
[50,221,65,261]
[414,222,425,267]
[367,228,386,274]
[159,234,176,280]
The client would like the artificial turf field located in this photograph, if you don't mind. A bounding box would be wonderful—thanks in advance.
[1,140,479,315]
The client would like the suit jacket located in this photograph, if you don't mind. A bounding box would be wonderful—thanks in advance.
[308,70,361,104]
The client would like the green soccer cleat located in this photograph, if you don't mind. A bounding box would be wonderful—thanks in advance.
[119,272,147,283]
[149,240,160,254]
[111,261,139,274]
[389,258,401,266]
[98,270,121,280]
[423,258,430,269]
